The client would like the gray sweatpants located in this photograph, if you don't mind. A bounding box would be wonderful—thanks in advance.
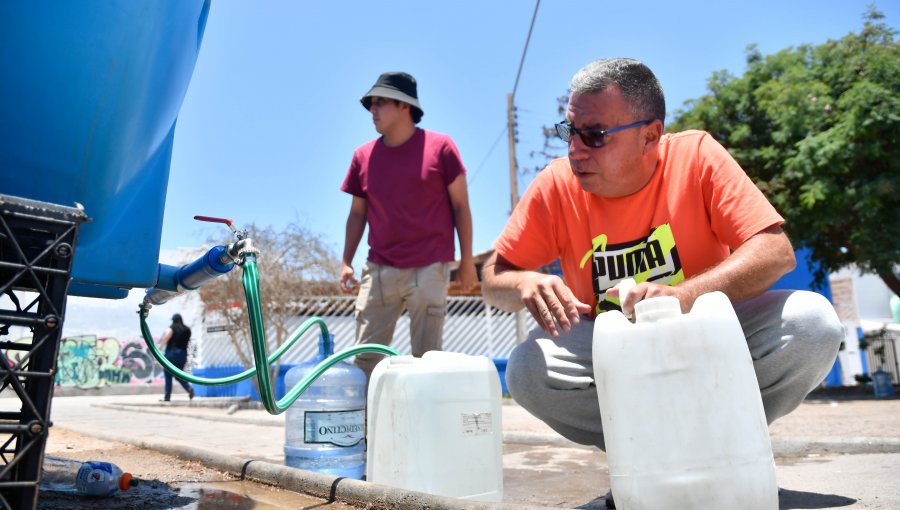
[506,290,843,450]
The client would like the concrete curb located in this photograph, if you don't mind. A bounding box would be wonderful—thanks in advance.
[771,437,900,457]
[57,426,560,510]
[502,432,590,449]
[92,403,283,427]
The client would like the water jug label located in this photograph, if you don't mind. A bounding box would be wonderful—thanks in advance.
[461,412,493,435]
[304,409,365,447]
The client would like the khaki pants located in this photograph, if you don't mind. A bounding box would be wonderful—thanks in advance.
[353,261,450,379]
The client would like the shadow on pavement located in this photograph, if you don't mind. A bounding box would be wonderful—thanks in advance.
[577,489,856,510]
[779,488,856,509]
[805,385,897,402]
[572,489,858,510]
[575,496,607,509]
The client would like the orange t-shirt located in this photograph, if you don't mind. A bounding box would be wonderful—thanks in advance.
[493,130,784,314]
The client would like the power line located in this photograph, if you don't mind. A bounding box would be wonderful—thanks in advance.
[507,0,540,220]
[469,126,507,185]
[512,0,541,100]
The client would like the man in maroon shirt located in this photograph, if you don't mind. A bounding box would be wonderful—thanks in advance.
[340,72,476,380]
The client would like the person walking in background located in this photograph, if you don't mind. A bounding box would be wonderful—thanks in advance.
[481,58,842,508]
[340,71,477,381]
[157,313,194,401]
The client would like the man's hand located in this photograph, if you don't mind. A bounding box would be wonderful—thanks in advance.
[482,252,591,338]
[608,281,700,318]
[340,264,358,294]
[456,257,478,292]
[517,272,592,338]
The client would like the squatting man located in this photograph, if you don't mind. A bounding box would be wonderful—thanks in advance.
[481,57,843,506]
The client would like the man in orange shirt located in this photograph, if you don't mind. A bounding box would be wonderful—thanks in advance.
[482,58,841,508]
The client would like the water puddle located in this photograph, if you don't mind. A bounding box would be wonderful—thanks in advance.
[775,453,833,466]
[175,481,338,509]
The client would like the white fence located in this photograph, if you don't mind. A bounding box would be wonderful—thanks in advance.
[197,296,536,368]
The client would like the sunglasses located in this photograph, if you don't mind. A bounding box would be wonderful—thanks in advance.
[555,119,652,148]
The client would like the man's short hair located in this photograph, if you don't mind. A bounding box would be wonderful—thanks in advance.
[409,104,423,124]
[570,58,666,124]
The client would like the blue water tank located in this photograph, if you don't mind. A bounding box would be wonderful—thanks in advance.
[0,0,210,297]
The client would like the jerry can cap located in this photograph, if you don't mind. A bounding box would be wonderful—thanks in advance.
[634,296,681,322]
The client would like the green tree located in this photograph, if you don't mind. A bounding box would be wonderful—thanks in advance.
[669,7,899,295]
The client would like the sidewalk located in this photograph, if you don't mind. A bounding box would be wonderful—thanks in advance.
[39,386,900,509]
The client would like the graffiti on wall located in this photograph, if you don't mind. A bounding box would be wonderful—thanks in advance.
[3,335,165,388]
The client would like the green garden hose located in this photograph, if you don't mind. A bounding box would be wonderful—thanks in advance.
[140,253,399,415]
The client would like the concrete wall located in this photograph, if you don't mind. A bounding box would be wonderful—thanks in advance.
[832,266,896,322]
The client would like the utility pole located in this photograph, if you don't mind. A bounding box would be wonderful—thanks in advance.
[507,0,540,344]
[506,92,527,343]
[506,92,519,212]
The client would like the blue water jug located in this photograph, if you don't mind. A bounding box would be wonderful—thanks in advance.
[283,334,366,479]
[873,368,894,398]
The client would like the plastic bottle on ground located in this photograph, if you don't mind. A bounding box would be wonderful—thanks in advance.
[283,333,366,479]
[74,460,138,496]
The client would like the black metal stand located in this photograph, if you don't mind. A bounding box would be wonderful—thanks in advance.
[0,194,86,510]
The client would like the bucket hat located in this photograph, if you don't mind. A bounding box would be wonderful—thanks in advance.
[360,72,424,119]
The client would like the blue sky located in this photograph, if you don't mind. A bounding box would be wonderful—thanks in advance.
[162,1,898,271]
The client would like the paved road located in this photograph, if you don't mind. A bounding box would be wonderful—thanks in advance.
[26,386,900,509]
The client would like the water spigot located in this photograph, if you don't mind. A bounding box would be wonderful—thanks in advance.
[194,215,256,264]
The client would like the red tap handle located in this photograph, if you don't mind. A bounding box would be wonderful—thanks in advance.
[194,215,238,235]
[194,215,233,227]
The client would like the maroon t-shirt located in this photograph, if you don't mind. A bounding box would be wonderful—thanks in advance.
[341,129,466,268]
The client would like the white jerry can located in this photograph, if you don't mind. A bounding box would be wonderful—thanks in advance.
[593,292,777,510]
[366,351,503,502]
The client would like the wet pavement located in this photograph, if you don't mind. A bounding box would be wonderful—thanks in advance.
[175,481,341,509]
[40,465,328,510]
[20,385,900,509]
